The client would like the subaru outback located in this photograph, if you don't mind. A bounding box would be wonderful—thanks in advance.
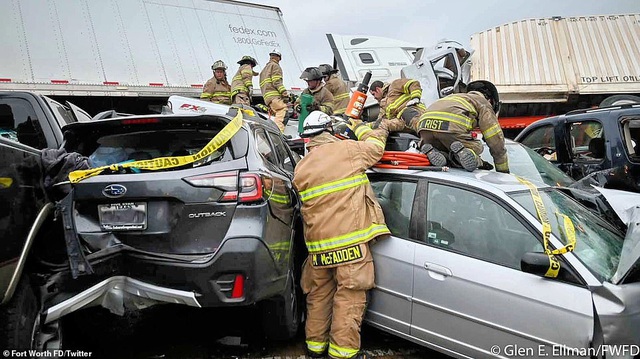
[36,106,305,342]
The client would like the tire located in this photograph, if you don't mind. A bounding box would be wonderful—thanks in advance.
[0,275,63,353]
[0,275,38,350]
[260,270,303,341]
[599,95,640,107]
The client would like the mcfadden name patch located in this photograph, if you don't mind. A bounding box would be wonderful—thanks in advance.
[312,245,363,267]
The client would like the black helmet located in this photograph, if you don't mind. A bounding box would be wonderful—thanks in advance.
[467,80,500,114]
[300,67,324,81]
[318,64,337,77]
[237,55,257,66]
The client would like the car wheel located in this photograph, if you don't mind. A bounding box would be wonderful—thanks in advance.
[0,275,38,349]
[0,274,63,353]
[260,270,302,341]
[599,95,640,107]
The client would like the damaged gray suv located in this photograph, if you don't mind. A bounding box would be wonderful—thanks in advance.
[36,106,305,346]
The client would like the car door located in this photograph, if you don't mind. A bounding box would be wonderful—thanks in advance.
[564,119,607,179]
[255,129,296,268]
[410,181,594,358]
[0,138,46,302]
[367,175,419,335]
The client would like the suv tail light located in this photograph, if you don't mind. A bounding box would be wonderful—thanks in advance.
[238,173,263,203]
[183,171,264,203]
[184,171,238,202]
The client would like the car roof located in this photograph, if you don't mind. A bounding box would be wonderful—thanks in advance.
[525,104,640,128]
[369,167,544,195]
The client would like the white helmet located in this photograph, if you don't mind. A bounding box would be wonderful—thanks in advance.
[269,49,282,58]
[301,111,331,137]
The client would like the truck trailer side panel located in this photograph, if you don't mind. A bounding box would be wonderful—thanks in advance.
[470,14,640,104]
[0,0,305,98]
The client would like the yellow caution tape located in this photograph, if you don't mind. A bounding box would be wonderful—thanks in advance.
[0,177,14,189]
[516,176,575,278]
[69,111,244,184]
[552,212,577,255]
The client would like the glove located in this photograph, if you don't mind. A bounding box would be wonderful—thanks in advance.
[282,91,290,103]
[306,101,321,112]
[347,119,363,131]
[294,104,301,113]
[379,118,405,132]
[255,104,270,113]
[406,98,420,107]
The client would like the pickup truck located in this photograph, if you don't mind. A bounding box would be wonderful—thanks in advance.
[515,104,640,193]
[0,91,89,350]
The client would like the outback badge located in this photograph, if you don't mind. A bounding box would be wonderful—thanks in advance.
[102,184,127,198]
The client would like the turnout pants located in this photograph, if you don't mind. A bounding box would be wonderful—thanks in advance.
[267,98,288,132]
[233,92,251,106]
[302,242,375,359]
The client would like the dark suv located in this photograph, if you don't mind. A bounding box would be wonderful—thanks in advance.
[515,104,640,192]
[39,108,304,341]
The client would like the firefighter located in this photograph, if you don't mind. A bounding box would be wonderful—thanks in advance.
[294,111,403,359]
[319,64,350,115]
[295,67,334,116]
[201,60,232,105]
[413,80,509,173]
[369,80,390,123]
[231,55,258,106]
[259,49,290,132]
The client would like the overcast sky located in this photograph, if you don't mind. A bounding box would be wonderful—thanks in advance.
[258,0,640,69]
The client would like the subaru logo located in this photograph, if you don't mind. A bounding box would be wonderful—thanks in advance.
[102,184,127,198]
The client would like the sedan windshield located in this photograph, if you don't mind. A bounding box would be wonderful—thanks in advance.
[510,189,624,282]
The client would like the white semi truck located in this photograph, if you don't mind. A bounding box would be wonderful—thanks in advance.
[0,0,305,114]
[328,13,640,135]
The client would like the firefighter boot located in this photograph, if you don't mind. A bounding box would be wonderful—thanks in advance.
[420,144,447,167]
[450,141,479,172]
[306,349,327,359]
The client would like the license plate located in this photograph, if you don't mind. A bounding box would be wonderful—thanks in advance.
[98,202,147,231]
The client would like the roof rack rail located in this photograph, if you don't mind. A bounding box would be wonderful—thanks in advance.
[564,103,640,116]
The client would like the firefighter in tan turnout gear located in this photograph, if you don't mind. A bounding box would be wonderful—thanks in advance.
[319,64,350,115]
[231,55,258,106]
[201,60,232,105]
[259,49,289,132]
[414,80,510,173]
[294,67,334,116]
[293,111,403,359]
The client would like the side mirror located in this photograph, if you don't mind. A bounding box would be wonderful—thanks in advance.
[440,86,454,97]
[521,252,557,277]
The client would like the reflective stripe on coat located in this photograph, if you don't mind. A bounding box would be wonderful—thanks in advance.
[201,77,232,105]
[324,74,350,115]
[293,128,390,255]
[259,59,286,105]
[416,91,509,172]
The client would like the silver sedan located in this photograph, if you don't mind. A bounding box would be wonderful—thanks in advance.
[366,167,640,359]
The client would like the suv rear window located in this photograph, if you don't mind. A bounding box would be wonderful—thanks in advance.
[84,129,233,169]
